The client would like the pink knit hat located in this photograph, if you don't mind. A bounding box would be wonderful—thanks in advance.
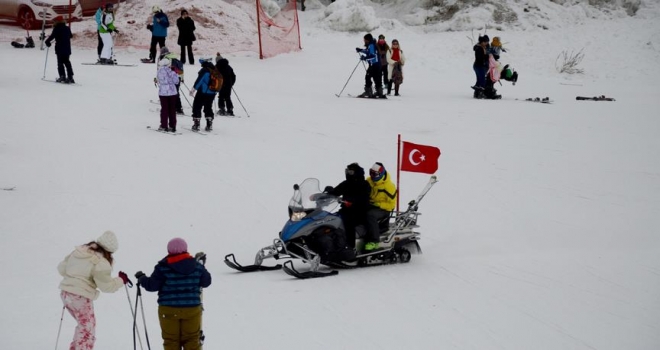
[167,238,188,254]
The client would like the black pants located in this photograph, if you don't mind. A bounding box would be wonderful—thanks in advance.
[96,31,103,57]
[192,93,215,119]
[149,36,166,60]
[365,207,389,243]
[340,211,364,249]
[180,45,194,64]
[365,64,382,90]
[217,88,233,112]
[380,64,389,89]
[174,83,183,111]
[57,54,73,78]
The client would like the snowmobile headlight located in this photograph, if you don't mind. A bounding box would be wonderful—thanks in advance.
[291,211,307,222]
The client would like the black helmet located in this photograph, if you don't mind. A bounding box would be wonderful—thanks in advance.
[345,163,365,180]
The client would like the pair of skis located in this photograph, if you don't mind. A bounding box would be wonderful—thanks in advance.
[146,126,211,135]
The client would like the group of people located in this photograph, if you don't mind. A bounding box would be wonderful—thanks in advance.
[58,231,211,350]
[472,34,518,99]
[325,162,398,253]
[356,33,406,98]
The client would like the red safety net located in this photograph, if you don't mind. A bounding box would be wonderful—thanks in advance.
[256,0,301,59]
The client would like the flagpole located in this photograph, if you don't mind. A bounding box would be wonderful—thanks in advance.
[396,134,401,213]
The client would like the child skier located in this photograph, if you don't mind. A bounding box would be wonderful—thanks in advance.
[135,238,212,350]
[58,231,130,350]
[157,58,180,132]
[190,58,221,131]
[45,16,74,83]
[98,3,118,65]
[158,47,185,114]
[215,53,236,116]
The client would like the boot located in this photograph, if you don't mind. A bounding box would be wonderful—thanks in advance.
[217,107,226,116]
[358,86,373,98]
[376,86,387,99]
[387,81,392,95]
[226,109,234,117]
[205,117,213,131]
[56,76,66,83]
[192,118,201,131]
[66,76,75,84]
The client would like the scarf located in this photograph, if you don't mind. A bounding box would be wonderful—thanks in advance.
[391,48,400,62]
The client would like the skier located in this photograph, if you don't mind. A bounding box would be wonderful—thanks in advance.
[472,35,490,99]
[189,58,221,131]
[215,53,236,116]
[157,57,180,132]
[94,6,104,61]
[176,9,196,65]
[145,6,169,63]
[376,34,390,92]
[364,162,397,251]
[134,238,212,350]
[58,231,130,350]
[98,3,118,65]
[158,46,185,115]
[324,163,372,251]
[45,16,74,84]
[355,33,386,98]
[387,39,405,96]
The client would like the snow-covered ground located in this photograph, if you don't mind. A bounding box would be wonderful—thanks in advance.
[1,0,660,349]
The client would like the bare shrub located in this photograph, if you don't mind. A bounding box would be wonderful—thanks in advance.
[555,49,585,74]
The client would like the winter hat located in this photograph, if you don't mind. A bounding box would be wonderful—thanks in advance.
[364,33,373,42]
[96,231,118,253]
[158,58,170,67]
[159,46,170,56]
[345,162,365,180]
[105,3,113,10]
[215,52,224,64]
[491,36,501,47]
[152,5,161,13]
[479,35,490,43]
[167,238,188,254]
[198,57,213,65]
[369,162,386,182]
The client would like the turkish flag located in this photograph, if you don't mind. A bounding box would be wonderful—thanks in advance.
[400,141,441,174]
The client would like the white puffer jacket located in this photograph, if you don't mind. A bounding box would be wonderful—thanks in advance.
[57,245,123,300]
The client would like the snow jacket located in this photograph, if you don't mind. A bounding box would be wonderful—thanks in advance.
[152,11,169,38]
[138,253,212,307]
[157,66,179,96]
[95,8,102,30]
[367,172,397,212]
[58,245,123,300]
[473,44,489,68]
[45,22,72,56]
[358,40,380,66]
[386,48,405,81]
[176,16,196,46]
[215,58,236,92]
[193,62,217,95]
[99,12,116,34]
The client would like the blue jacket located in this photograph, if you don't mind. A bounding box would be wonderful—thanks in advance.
[45,22,72,56]
[94,8,102,29]
[193,62,217,95]
[358,40,380,66]
[139,253,211,307]
[152,12,169,37]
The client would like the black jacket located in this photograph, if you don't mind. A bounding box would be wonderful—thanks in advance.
[215,58,236,92]
[327,165,371,218]
[46,22,72,56]
[473,44,488,68]
[177,17,196,46]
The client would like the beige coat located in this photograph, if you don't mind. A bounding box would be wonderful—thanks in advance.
[386,49,406,81]
[57,245,123,300]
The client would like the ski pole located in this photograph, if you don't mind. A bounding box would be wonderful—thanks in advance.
[42,46,50,80]
[54,305,65,350]
[179,82,192,107]
[124,283,144,350]
[231,87,250,118]
[136,283,152,350]
[335,59,361,97]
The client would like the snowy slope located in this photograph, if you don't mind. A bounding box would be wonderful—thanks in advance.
[1,2,660,350]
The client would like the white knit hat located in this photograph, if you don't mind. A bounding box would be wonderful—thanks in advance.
[96,231,118,253]
[158,58,170,67]
[152,5,161,13]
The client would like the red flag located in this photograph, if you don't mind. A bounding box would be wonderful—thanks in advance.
[400,141,441,174]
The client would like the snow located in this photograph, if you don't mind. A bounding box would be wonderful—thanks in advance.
[1,0,660,349]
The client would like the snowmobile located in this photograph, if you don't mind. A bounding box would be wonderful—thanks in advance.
[224,175,438,279]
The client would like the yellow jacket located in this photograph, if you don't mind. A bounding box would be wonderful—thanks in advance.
[367,173,397,211]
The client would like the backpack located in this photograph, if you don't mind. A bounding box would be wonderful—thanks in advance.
[207,67,223,93]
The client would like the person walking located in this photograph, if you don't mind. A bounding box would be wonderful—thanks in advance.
[45,16,74,83]
[215,53,236,116]
[176,9,196,65]
[57,231,130,350]
[387,39,405,96]
[157,57,180,132]
[145,6,169,63]
[98,3,118,65]
[355,33,385,98]
[135,238,212,350]
[190,58,221,131]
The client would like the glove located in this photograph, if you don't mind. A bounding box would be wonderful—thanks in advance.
[45,41,51,47]
[355,47,362,53]
[343,200,352,208]
[360,56,367,61]
[108,29,114,33]
[118,271,130,284]
[135,271,146,280]
[147,24,153,31]
[323,186,334,193]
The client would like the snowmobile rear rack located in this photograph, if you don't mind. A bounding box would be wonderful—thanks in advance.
[282,260,338,279]
[224,254,282,272]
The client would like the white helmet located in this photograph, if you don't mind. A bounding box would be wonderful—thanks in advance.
[152,5,161,13]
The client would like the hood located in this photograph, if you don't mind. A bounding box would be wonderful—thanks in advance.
[72,245,101,264]
[217,58,229,68]
[158,253,197,275]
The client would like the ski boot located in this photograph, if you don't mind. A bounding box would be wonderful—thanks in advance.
[56,76,67,83]
[375,86,387,99]
[217,107,226,116]
[473,86,485,99]
[66,76,75,84]
[158,125,168,132]
[358,86,373,98]
[364,242,380,251]
[205,117,213,131]
[176,109,185,115]
[192,118,201,131]
[169,126,176,133]
[226,109,234,117]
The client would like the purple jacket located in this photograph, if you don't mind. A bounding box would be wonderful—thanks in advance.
[157,66,179,96]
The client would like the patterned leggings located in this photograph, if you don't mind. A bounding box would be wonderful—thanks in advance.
[61,291,96,350]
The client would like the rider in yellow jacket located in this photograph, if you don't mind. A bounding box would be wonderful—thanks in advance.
[364,162,397,251]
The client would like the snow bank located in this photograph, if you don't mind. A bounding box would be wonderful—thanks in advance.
[318,0,380,32]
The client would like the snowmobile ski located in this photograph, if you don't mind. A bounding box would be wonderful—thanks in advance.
[146,126,181,135]
[82,62,137,67]
[576,95,615,101]
[224,254,283,272]
[282,261,338,279]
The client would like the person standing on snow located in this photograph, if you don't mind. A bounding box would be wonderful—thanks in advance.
[190,58,221,131]
[98,3,118,65]
[135,238,211,350]
[376,34,390,93]
[156,57,180,132]
[158,46,185,115]
[45,16,74,84]
[387,39,405,96]
[472,35,490,99]
[215,53,236,116]
[146,6,170,63]
[176,9,196,65]
[356,33,386,98]
[94,6,104,61]
[364,162,397,252]
[58,231,130,350]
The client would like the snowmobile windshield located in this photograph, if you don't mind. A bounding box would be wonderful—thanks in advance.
[288,178,339,213]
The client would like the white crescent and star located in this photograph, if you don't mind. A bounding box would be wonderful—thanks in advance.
[409,149,426,165]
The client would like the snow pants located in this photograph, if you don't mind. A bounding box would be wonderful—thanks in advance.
[217,88,234,113]
[365,207,390,243]
[61,290,96,350]
[192,93,215,119]
[158,305,203,350]
[100,32,113,60]
[364,64,382,92]
[57,54,74,79]
[160,95,178,130]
